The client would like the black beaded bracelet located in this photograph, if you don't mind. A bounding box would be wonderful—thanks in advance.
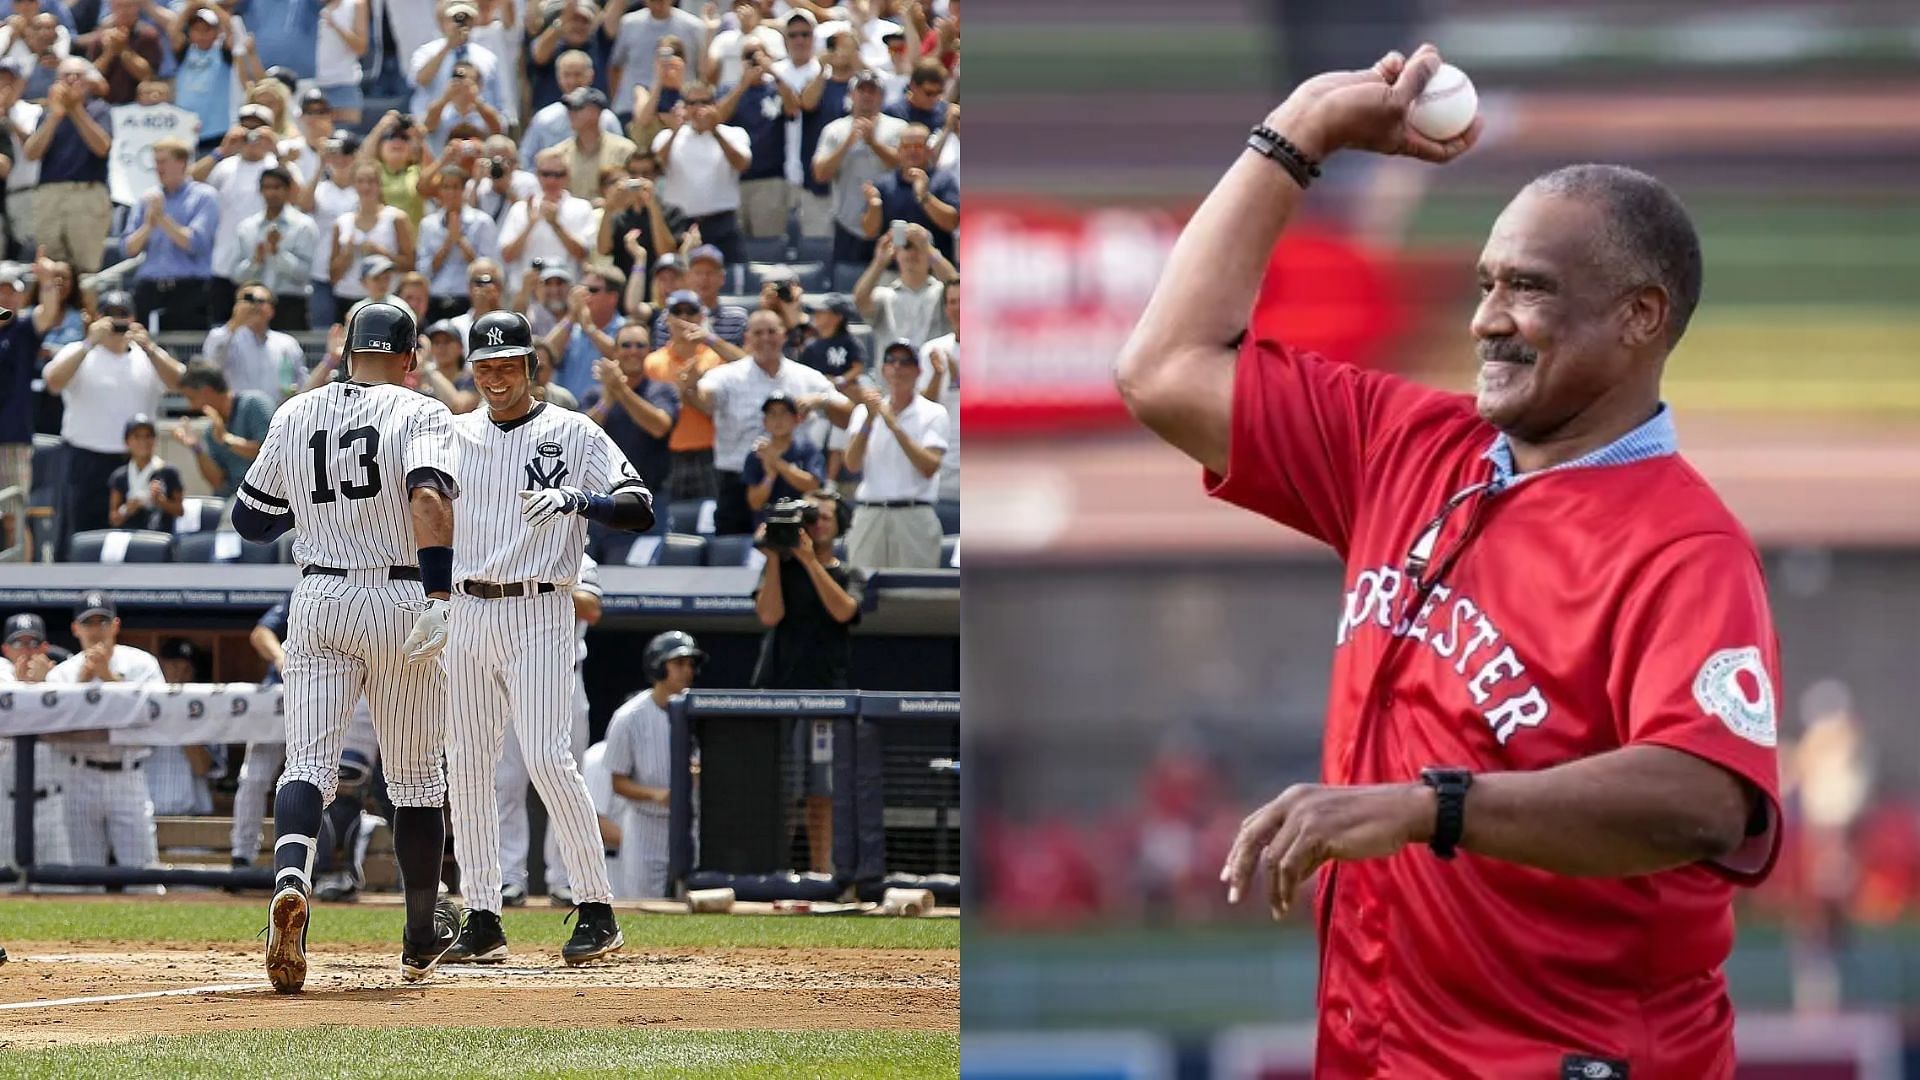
[1247,124,1322,189]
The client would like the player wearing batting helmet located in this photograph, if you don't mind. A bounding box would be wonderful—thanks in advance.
[341,299,420,376]
[1116,45,1780,1079]
[596,631,707,897]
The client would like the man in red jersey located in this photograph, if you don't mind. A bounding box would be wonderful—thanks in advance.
[1115,45,1782,1080]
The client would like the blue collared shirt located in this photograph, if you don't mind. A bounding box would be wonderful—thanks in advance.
[1484,403,1676,491]
[129,179,220,281]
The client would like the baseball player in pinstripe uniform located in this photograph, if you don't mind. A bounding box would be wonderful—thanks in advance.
[232,299,463,993]
[496,555,602,907]
[441,310,654,966]
[45,593,164,892]
[602,631,704,898]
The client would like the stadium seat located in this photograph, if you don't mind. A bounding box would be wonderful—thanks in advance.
[670,498,715,534]
[742,236,790,263]
[791,262,830,294]
[597,531,662,566]
[940,536,959,568]
[176,530,250,563]
[705,533,755,567]
[68,529,174,563]
[658,533,706,566]
[174,497,225,535]
[795,236,832,265]
[28,436,60,502]
[935,499,960,536]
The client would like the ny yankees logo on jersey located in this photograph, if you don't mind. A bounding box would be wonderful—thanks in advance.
[525,441,569,490]
[451,404,645,586]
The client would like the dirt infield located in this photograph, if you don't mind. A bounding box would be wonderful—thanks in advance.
[0,942,958,1049]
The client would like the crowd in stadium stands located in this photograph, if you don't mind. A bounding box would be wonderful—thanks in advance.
[0,0,960,571]
[0,0,958,898]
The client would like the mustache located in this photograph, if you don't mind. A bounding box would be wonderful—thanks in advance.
[1477,337,1536,365]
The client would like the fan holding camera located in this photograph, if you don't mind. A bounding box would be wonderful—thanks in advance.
[40,291,188,555]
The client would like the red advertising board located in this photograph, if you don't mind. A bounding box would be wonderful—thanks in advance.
[962,199,1404,439]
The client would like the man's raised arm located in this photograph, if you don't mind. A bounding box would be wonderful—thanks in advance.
[1112,45,1478,476]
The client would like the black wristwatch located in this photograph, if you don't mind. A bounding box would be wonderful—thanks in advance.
[1419,767,1473,860]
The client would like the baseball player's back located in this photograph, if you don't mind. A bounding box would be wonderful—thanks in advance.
[234,301,463,994]
[238,382,459,570]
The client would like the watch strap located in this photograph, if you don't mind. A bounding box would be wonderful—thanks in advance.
[1420,767,1473,860]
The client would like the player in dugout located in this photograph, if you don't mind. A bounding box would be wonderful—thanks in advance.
[1115,45,1782,1079]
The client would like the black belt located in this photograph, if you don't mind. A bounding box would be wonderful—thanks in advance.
[304,565,421,580]
[859,499,933,508]
[142,277,205,290]
[461,580,557,599]
[71,757,140,772]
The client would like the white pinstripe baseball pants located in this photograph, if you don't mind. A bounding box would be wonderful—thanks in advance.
[278,572,448,809]
[497,693,588,894]
[446,589,612,915]
[229,742,284,862]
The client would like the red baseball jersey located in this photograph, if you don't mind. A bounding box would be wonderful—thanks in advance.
[1206,339,1784,1079]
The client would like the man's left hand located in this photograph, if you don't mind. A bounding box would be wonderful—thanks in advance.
[520,486,591,528]
[1220,782,1433,919]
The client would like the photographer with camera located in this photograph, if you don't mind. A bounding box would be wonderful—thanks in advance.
[752,489,861,874]
[752,490,861,685]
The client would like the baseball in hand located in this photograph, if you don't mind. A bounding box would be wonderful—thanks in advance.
[1408,63,1477,141]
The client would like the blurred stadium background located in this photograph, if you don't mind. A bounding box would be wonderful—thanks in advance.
[962,0,1920,1076]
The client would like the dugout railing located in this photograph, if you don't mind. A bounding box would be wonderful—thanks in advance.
[670,690,961,904]
[6,684,960,901]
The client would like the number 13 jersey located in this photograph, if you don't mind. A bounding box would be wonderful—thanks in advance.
[237,381,461,569]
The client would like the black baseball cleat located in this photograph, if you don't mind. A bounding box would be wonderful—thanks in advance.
[265,882,309,993]
[561,902,623,966]
[441,908,510,964]
[399,897,461,982]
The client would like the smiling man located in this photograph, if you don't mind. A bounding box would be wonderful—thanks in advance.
[441,309,653,968]
[1115,45,1783,1079]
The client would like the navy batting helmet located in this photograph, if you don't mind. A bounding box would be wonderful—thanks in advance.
[343,300,418,371]
[642,630,707,684]
[467,309,536,373]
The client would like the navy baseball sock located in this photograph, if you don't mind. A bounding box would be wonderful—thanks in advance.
[392,806,445,941]
[271,781,324,894]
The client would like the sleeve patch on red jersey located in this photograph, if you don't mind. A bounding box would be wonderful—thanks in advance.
[1692,646,1776,748]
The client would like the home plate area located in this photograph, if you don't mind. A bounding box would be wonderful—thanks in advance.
[0,943,958,1049]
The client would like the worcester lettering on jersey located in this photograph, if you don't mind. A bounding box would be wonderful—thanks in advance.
[1336,565,1547,745]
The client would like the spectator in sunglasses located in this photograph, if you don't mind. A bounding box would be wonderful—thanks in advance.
[448,256,506,346]
[500,145,596,281]
[202,283,308,401]
[542,260,627,403]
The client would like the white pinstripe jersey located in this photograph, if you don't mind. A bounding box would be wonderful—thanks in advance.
[236,382,460,569]
[603,690,670,820]
[451,402,645,585]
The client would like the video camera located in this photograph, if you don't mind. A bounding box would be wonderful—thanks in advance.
[761,497,817,550]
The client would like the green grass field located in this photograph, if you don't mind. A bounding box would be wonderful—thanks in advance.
[0,1028,957,1080]
[0,898,959,952]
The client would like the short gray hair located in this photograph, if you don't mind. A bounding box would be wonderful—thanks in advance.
[1526,164,1703,346]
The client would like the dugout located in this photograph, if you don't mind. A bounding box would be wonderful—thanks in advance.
[0,563,957,894]
[670,690,962,904]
